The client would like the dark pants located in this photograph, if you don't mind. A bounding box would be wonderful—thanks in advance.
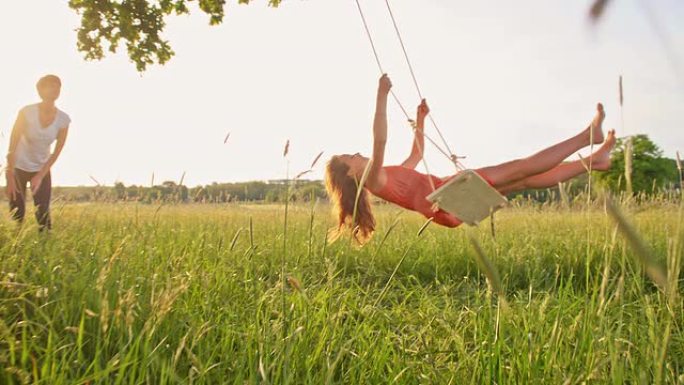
[7,168,52,231]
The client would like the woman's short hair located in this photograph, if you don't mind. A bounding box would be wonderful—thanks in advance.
[36,74,61,90]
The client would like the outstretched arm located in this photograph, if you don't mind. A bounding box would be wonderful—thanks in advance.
[4,110,26,200]
[30,126,69,194]
[6,111,26,171]
[366,74,392,190]
[401,99,429,169]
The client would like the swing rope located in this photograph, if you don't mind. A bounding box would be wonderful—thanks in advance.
[382,0,464,169]
[354,0,465,175]
[354,0,436,191]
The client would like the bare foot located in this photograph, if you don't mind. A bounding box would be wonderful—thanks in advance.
[591,129,616,171]
[585,103,605,145]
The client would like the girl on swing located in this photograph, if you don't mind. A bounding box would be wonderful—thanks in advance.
[325,74,616,243]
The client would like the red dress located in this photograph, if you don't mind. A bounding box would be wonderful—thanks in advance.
[368,166,464,228]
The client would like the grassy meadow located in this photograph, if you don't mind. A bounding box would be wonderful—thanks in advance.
[0,198,682,384]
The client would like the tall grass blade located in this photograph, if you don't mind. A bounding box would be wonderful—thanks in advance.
[468,235,504,297]
[605,195,667,290]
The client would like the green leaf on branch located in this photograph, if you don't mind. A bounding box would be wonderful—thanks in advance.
[68,0,282,71]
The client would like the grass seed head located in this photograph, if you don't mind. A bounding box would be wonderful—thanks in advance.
[283,139,290,157]
[311,151,324,168]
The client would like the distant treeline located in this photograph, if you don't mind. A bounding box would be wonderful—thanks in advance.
[0,173,679,206]
[0,179,327,204]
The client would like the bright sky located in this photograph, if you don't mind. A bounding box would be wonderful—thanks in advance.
[1,0,682,187]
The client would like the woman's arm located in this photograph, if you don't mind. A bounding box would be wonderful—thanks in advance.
[366,74,392,190]
[30,126,69,194]
[6,110,26,173]
[401,99,429,169]
[4,111,26,199]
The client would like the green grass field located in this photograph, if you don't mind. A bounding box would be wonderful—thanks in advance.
[1,200,682,384]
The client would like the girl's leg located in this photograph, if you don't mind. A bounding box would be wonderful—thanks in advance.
[8,169,29,223]
[499,129,616,194]
[33,171,52,231]
[478,104,605,189]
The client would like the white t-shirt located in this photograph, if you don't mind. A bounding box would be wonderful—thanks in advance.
[14,104,71,172]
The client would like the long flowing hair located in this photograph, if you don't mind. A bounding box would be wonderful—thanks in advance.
[324,156,375,245]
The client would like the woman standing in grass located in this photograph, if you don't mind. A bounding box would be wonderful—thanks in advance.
[325,74,616,243]
[4,75,70,231]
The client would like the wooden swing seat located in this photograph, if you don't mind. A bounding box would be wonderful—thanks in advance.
[426,170,508,226]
